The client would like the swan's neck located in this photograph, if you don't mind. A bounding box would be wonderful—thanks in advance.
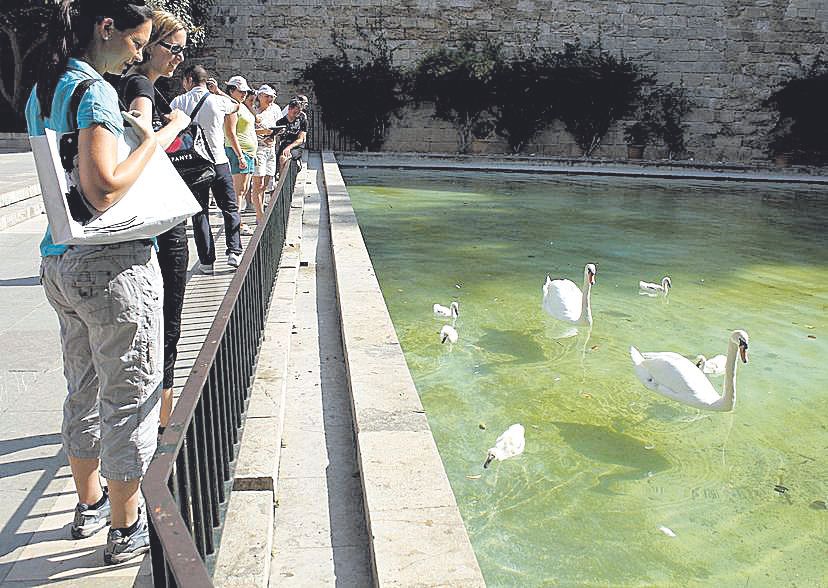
[580,276,593,325]
[715,339,740,410]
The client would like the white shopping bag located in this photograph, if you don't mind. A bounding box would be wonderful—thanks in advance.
[30,126,201,245]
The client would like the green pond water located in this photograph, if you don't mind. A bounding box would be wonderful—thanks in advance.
[344,169,828,587]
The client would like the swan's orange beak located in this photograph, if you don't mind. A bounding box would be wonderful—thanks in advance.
[739,342,748,363]
[588,271,596,285]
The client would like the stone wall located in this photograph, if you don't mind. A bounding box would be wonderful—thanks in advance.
[197,0,828,162]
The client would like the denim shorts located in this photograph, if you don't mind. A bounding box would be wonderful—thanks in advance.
[41,241,163,482]
[226,147,255,175]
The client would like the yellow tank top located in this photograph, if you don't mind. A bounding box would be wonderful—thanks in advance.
[226,104,257,156]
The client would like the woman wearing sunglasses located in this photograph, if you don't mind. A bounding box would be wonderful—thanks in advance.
[119,10,192,442]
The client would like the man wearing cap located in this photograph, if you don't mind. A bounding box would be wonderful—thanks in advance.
[251,84,281,222]
[171,65,243,272]
[274,98,308,176]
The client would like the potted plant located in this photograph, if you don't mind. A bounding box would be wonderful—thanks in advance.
[624,121,651,159]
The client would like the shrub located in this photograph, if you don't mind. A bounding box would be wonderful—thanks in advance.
[299,26,406,151]
[491,52,560,154]
[412,36,502,154]
[648,83,692,159]
[765,53,828,165]
[554,41,653,157]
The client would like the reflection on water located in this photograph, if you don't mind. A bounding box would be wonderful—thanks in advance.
[345,169,828,586]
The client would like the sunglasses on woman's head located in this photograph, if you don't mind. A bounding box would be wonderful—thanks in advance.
[158,41,186,55]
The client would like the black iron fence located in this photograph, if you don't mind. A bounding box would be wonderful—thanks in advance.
[305,108,355,152]
[142,160,299,587]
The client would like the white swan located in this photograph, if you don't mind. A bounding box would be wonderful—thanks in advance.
[440,324,458,344]
[483,423,525,468]
[639,276,672,294]
[542,263,596,325]
[630,330,749,412]
[433,301,459,319]
[694,354,727,376]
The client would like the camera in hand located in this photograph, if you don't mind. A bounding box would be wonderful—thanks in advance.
[268,125,287,137]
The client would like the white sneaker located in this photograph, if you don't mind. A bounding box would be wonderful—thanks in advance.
[227,252,242,268]
[200,263,214,274]
[239,224,255,236]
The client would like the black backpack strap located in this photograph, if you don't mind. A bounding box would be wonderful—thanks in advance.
[189,92,211,119]
[68,79,98,131]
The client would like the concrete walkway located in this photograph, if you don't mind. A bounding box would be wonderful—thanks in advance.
[269,154,372,585]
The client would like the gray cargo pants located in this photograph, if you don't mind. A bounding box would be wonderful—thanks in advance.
[41,240,163,482]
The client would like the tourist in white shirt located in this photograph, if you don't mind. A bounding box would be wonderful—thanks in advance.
[252,84,281,223]
[170,65,243,272]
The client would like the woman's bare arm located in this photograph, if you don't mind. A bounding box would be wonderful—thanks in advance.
[76,115,157,211]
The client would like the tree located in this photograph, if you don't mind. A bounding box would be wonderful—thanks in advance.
[0,0,214,132]
[412,36,502,154]
[0,1,51,131]
[151,0,213,48]
[555,41,652,157]
[299,24,407,151]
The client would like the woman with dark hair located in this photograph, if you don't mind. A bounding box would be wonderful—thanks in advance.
[25,0,176,565]
[118,9,191,442]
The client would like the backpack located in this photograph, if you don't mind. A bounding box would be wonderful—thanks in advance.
[154,88,216,190]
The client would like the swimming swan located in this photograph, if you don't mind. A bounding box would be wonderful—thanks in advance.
[434,301,459,318]
[630,330,749,412]
[483,423,525,468]
[542,263,597,325]
[694,354,727,376]
[440,324,458,344]
[639,276,672,294]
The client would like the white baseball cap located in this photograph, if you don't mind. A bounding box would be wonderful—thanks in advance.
[225,75,252,92]
[256,84,277,97]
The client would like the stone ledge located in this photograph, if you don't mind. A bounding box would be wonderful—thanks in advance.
[0,197,44,231]
[323,151,484,586]
[233,417,281,491]
[336,152,828,184]
[212,490,274,588]
[233,180,305,494]
[0,183,40,208]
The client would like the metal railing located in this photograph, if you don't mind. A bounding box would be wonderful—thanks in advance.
[142,160,299,587]
[305,108,355,152]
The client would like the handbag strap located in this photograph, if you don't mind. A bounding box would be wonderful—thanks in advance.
[189,92,211,119]
[152,86,173,115]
